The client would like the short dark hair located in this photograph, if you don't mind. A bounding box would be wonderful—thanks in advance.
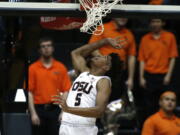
[38,37,54,48]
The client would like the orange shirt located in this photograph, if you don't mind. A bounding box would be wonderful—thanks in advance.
[138,31,178,74]
[149,0,164,5]
[142,110,180,135]
[89,21,136,61]
[28,59,71,104]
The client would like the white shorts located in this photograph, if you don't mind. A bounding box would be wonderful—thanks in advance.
[59,122,98,135]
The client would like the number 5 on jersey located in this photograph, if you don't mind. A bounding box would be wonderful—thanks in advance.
[75,93,82,106]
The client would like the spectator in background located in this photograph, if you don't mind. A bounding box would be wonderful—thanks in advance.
[138,19,178,118]
[28,37,71,135]
[89,18,136,100]
[148,0,172,5]
[142,91,180,135]
[149,0,164,5]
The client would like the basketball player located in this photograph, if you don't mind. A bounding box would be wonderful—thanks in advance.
[52,37,124,135]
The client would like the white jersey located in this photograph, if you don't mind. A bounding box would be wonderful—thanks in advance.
[62,72,111,125]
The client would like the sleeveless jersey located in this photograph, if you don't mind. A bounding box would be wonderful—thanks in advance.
[62,72,111,125]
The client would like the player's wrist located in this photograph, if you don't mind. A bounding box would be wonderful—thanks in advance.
[64,106,71,113]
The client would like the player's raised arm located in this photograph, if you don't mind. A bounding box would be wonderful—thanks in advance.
[71,37,124,73]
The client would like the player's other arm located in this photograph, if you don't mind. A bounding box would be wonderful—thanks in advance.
[55,78,111,118]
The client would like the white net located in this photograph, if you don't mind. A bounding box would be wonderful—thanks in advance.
[79,0,123,35]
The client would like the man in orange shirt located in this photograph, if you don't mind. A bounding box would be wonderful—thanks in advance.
[89,18,136,99]
[142,91,180,135]
[138,19,178,117]
[28,37,71,135]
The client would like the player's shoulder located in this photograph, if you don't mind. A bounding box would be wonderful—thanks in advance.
[96,77,111,92]
[79,71,88,76]
[98,77,111,86]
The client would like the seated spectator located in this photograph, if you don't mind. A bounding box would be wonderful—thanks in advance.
[89,18,136,99]
[138,19,178,117]
[142,91,180,135]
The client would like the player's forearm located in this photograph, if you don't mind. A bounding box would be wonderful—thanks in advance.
[28,91,37,115]
[66,106,104,118]
[140,61,145,78]
[166,58,175,78]
[128,56,135,80]
[71,39,108,57]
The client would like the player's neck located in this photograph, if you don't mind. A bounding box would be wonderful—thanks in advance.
[90,68,105,76]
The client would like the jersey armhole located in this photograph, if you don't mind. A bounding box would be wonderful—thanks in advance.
[96,77,111,91]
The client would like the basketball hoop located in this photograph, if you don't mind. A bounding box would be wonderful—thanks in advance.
[79,0,123,35]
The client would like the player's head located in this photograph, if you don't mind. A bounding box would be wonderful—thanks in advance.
[150,19,165,33]
[89,54,112,72]
[88,53,123,74]
[113,18,128,27]
[159,91,177,112]
[38,37,54,58]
